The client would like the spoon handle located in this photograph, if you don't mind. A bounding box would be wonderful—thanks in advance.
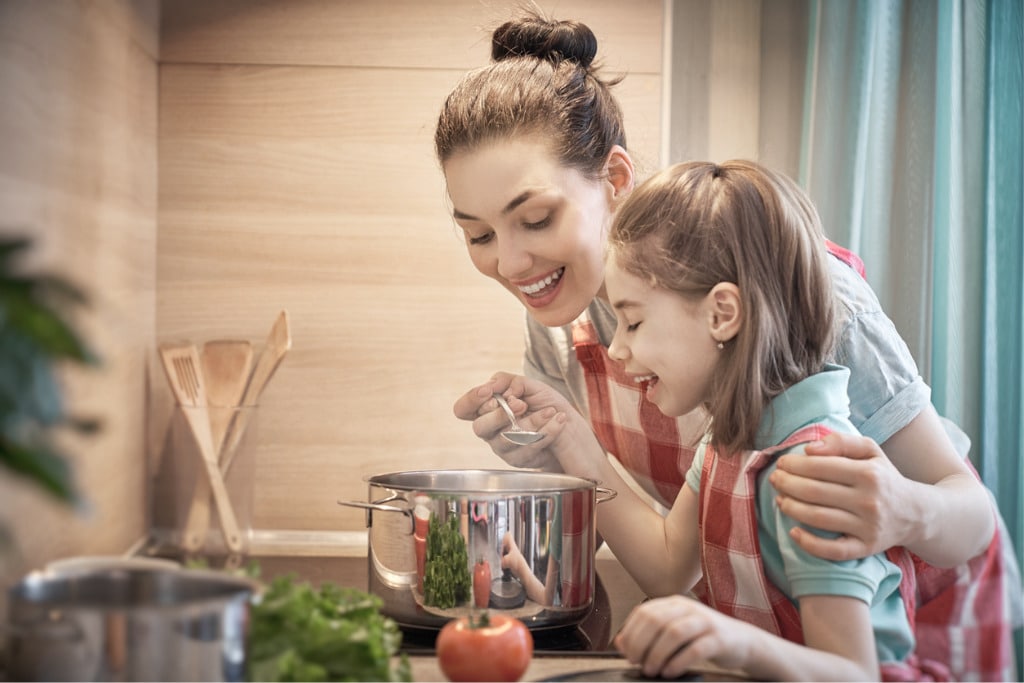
[492,393,521,430]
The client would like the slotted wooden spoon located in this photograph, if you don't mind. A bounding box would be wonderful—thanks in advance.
[159,342,244,554]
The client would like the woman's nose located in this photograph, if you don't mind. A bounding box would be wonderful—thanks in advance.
[496,233,533,280]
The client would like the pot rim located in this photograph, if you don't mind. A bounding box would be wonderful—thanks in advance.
[8,566,259,610]
[364,468,599,494]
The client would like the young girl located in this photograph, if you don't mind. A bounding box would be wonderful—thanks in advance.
[437,9,1016,679]
[600,159,931,680]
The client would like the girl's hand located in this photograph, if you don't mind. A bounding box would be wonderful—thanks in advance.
[500,533,528,575]
[769,432,910,560]
[452,372,570,470]
[614,596,754,678]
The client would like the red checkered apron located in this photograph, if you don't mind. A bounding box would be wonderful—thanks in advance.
[696,425,956,680]
[572,319,695,507]
[572,240,1015,679]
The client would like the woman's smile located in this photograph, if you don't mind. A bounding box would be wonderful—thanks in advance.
[514,267,565,307]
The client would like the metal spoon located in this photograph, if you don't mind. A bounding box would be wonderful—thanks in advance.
[493,393,544,445]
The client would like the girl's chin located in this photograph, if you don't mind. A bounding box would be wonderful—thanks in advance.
[647,384,691,418]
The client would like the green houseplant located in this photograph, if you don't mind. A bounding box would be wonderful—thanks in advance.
[0,236,100,508]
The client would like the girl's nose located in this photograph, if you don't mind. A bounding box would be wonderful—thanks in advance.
[608,332,628,362]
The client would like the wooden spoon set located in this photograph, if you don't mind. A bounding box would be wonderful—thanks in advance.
[158,310,291,554]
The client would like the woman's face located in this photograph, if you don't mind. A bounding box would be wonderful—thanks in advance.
[443,138,616,328]
[605,251,720,418]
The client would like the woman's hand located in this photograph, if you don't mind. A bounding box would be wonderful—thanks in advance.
[769,432,910,561]
[769,409,995,567]
[452,372,571,470]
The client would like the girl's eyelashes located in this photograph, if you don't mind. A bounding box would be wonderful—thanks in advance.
[626,321,641,332]
[467,231,494,246]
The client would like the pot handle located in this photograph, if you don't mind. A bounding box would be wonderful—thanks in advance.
[596,486,617,503]
[337,497,414,534]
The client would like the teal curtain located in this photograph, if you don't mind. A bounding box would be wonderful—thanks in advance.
[799,0,1022,670]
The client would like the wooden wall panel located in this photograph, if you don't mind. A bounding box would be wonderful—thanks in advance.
[0,0,158,581]
[157,0,664,533]
[160,0,664,74]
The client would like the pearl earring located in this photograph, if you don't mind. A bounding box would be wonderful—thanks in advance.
[716,341,724,350]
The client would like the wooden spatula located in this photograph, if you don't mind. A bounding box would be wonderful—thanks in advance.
[200,339,254,454]
[159,342,244,554]
[221,310,292,474]
[242,309,292,408]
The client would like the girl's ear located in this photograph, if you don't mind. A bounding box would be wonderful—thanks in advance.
[605,145,635,203]
[708,282,742,343]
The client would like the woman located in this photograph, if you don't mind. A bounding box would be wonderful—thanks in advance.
[435,10,1017,680]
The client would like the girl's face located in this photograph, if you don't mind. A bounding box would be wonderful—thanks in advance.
[605,251,721,418]
[443,138,616,328]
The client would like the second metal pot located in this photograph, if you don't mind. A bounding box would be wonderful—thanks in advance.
[5,564,256,682]
[339,469,615,630]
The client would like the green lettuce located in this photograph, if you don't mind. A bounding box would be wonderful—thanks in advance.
[247,574,411,682]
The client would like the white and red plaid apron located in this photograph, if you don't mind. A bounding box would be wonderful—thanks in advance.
[697,424,955,680]
[571,241,1015,680]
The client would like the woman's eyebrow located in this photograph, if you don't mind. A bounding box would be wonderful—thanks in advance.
[452,190,538,221]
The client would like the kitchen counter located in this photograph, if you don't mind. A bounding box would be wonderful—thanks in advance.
[406,654,744,681]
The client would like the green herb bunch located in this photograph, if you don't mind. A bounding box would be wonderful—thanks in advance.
[247,574,410,682]
[422,511,471,608]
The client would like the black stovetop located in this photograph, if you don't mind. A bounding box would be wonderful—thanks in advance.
[137,548,644,655]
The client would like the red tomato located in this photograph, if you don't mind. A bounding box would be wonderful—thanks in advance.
[436,612,533,682]
[473,558,491,608]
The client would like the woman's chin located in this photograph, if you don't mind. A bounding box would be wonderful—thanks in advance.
[527,301,590,329]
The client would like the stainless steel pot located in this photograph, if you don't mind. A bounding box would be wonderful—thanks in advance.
[4,564,256,682]
[339,469,615,630]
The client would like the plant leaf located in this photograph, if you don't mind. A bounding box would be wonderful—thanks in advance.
[0,435,77,503]
[0,282,98,365]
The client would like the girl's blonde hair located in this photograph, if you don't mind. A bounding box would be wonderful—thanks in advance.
[608,160,836,455]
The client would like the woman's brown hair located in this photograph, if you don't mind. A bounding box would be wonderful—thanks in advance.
[608,160,837,455]
[434,9,625,180]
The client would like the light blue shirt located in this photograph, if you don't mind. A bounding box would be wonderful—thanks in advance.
[686,364,916,664]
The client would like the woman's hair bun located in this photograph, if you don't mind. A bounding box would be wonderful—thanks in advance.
[491,14,598,68]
